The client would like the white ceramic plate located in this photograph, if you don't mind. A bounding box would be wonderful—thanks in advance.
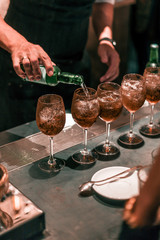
[91,166,139,201]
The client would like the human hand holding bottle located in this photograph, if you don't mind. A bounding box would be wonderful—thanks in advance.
[11,41,54,81]
[0,15,54,81]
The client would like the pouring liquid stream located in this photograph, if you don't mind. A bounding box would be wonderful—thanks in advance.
[81,82,90,97]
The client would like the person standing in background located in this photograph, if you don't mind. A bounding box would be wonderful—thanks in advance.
[0,0,120,132]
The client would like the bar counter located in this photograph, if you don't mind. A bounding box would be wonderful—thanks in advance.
[0,102,160,240]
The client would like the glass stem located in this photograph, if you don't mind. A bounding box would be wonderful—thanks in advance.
[149,104,154,126]
[105,122,110,147]
[48,137,56,166]
[83,128,88,154]
[129,112,134,136]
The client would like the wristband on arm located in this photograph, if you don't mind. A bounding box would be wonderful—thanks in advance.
[98,37,116,47]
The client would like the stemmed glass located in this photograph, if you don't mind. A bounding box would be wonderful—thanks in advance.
[139,67,160,137]
[36,94,66,172]
[95,82,123,156]
[118,73,146,147]
[71,87,100,164]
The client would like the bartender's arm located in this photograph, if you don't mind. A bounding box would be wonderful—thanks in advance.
[92,0,120,82]
[123,147,160,228]
[0,15,53,80]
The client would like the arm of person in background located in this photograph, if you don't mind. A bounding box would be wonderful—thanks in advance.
[123,147,160,228]
[0,15,53,80]
[92,1,120,82]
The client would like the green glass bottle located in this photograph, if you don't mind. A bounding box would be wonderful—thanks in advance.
[23,65,84,86]
[146,43,160,67]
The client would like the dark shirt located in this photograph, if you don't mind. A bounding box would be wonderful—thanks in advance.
[5,0,95,62]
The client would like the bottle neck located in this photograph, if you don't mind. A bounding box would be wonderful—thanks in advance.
[147,44,159,67]
[149,49,159,63]
[57,72,83,86]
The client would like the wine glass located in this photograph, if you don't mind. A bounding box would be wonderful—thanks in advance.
[95,82,123,156]
[71,87,100,164]
[118,73,146,147]
[36,94,66,172]
[139,67,160,137]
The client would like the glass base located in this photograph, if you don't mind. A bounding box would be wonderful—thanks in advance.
[139,124,160,137]
[95,141,120,156]
[38,158,65,173]
[72,149,97,165]
[118,132,144,147]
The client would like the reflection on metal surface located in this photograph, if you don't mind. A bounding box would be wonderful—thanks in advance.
[0,183,45,239]
[12,194,21,214]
